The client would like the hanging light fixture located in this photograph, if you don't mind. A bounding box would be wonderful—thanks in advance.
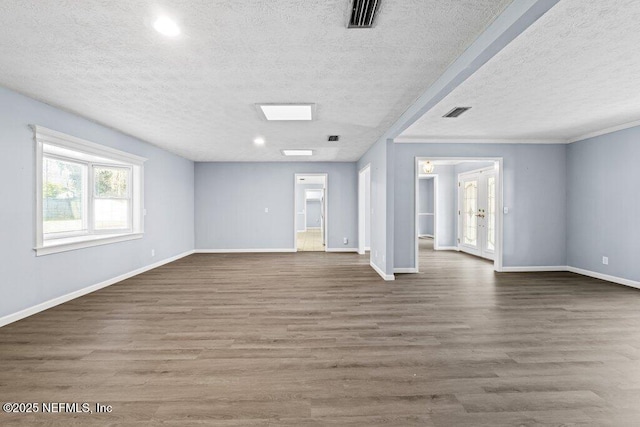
[422,161,434,174]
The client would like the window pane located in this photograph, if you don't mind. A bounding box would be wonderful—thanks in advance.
[487,177,496,251]
[94,199,129,230]
[43,157,86,235]
[463,181,478,246]
[95,166,129,198]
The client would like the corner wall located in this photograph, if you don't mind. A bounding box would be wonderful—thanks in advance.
[357,138,395,279]
[0,86,195,321]
[567,126,640,282]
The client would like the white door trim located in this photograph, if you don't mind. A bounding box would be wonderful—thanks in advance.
[294,173,328,252]
[414,157,504,273]
[415,174,438,273]
[358,164,371,255]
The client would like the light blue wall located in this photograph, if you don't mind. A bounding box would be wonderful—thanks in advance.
[394,143,567,269]
[0,86,194,320]
[454,161,495,175]
[567,127,640,282]
[296,183,323,231]
[194,162,357,250]
[306,200,322,228]
[357,138,394,275]
[418,178,434,213]
[418,178,434,236]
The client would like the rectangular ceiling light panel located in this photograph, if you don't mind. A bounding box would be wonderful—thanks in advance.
[258,104,314,121]
[281,149,313,156]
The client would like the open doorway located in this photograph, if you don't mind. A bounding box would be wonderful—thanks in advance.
[414,157,503,272]
[358,164,371,255]
[417,173,438,252]
[295,174,327,252]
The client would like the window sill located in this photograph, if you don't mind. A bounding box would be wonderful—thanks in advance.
[35,233,143,256]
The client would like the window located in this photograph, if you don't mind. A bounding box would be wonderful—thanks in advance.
[34,126,146,256]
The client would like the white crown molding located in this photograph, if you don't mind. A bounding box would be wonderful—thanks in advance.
[0,250,194,328]
[394,136,566,144]
[394,118,640,146]
[568,119,640,143]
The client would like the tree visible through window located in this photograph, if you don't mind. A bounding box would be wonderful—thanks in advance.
[34,125,145,256]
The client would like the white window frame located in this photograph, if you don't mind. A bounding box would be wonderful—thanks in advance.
[33,125,146,256]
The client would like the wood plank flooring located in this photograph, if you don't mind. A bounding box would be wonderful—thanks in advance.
[2,241,640,425]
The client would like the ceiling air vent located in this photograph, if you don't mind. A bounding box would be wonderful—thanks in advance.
[443,107,471,118]
[328,135,339,142]
[347,0,380,28]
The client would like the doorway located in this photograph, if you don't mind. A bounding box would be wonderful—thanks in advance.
[295,174,327,252]
[417,174,438,252]
[414,157,503,272]
[358,164,371,255]
[458,167,496,260]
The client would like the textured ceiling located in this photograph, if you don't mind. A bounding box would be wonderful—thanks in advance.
[0,1,511,161]
[400,0,640,142]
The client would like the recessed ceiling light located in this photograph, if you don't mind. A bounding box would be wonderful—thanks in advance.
[253,137,265,146]
[154,16,180,37]
[257,104,315,121]
[281,149,313,156]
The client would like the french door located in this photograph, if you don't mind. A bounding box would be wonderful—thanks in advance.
[458,169,496,260]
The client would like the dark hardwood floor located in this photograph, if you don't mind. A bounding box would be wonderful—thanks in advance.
[2,241,640,426]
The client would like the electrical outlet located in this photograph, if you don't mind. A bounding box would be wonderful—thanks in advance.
[602,256,608,265]
[265,207,269,213]
[343,237,348,245]
[503,207,509,214]
[151,249,155,257]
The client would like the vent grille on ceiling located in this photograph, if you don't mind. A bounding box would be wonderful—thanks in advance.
[348,0,380,28]
[443,107,471,118]
[328,135,339,142]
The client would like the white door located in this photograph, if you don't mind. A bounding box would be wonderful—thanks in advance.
[458,169,496,260]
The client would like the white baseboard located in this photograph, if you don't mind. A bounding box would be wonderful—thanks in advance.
[419,234,434,238]
[306,227,321,230]
[499,265,639,290]
[365,246,371,251]
[567,266,640,290]
[195,248,296,253]
[370,261,395,281]
[0,250,195,328]
[326,248,358,252]
[434,246,459,251]
[501,265,569,272]
[394,267,418,273]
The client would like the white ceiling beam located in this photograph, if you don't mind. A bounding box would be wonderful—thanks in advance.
[383,0,561,141]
